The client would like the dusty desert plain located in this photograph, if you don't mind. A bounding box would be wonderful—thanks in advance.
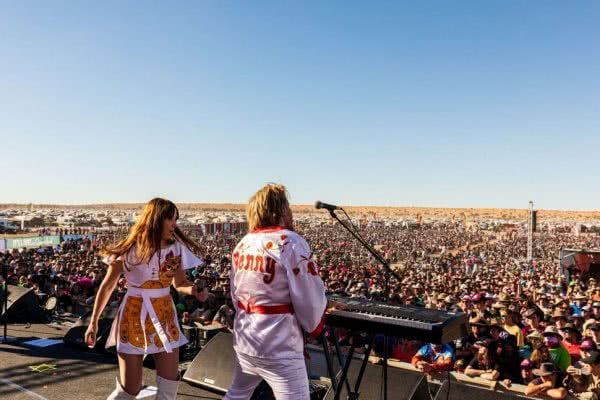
[2,203,600,222]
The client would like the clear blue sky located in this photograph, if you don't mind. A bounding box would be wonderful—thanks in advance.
[1,1,599,210]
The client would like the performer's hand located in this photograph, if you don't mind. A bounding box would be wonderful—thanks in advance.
[84,322,98,348]
[327,298,347,312]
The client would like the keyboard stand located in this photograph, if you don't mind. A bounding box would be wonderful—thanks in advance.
[322,327,383,400]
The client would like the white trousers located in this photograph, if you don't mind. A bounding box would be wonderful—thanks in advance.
[223,352,309,400]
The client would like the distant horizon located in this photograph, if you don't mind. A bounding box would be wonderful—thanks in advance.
[1,201,599,213]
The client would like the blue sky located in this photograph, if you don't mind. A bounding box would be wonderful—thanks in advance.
[1,1,599,209]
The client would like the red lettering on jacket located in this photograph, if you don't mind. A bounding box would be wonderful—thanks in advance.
[233,252,240,270]
[245,254,254,271]
[264,257,276,284]
[234,252,275,284]
[254,256,264,272]
[307,261,318,276]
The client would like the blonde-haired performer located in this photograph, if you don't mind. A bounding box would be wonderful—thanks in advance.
[85,198,208,400]
[224,184,328,400]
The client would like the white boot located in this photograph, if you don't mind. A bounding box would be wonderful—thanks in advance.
[156,375,179,400]
[107,377,136,400]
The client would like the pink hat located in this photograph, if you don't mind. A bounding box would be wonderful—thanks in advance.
[581,339,596,351]
[520,359,533,369]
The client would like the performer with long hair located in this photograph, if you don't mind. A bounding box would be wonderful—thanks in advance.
[224,184,328,399]
[85,198,208,400]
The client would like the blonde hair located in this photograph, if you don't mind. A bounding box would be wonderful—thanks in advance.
[101,198,200,266]
[247,184,290,231]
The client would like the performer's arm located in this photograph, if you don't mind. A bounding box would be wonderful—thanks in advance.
[173,266,208,302]
[286,237,328,337]
[85,259,123,347]
[173,242,208,301]
[90,259,123,323]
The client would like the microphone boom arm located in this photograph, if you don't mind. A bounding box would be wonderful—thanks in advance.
[326,209,401,300]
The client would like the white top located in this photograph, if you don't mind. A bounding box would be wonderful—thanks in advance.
[104,241,203,354]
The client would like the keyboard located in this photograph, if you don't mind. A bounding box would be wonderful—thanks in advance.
[325,296,469,344]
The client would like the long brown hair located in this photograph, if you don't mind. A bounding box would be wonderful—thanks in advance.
[102,198,200,265]
[247,183,291,231]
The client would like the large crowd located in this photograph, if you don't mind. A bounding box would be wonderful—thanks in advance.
[2,220,600,399]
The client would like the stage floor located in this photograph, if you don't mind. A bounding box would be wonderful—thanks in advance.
[0,321,223,400]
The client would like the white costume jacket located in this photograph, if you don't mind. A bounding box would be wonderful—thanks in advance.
[230,226,328,360]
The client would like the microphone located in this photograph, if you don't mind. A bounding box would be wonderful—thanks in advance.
[314,201,341,211]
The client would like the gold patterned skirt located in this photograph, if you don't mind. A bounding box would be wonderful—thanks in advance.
[106,286,188,354]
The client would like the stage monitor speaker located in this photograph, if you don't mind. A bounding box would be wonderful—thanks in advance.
[183,333,328,399]
[64,307,117,350]
[433,380,530,400]
[323,360,431,400]
[0,285,46,324]
[183,332,236,393]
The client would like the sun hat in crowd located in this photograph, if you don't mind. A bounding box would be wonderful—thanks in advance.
[524,308,538,318]
[543,326,563,340]
[533,362,558,377]
[583,320,598,331]
[527,330,544,341]
[581,351,600,365]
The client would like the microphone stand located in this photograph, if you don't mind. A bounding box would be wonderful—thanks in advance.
[327,209,401,300]
[325,208,401,400]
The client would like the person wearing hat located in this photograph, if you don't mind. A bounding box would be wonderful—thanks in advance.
[552,309,569,330]
[543,326,572,371]
[411,341,455,373]
[593,302,600,320]
[470,292,491,320]
[581,340,599,361]
[465,342,501,381]
[566,351,600,400]
[520,358,536,384]
[524,330,545,360]
[562,323,583,363]
[583,320,598,339]
[573,293,588,311]
[539,295,553,316]
[526,362,567,399]
[458,316,491,362]
[590,323,600,348]
[501,309,525,347]
[524,307,544,335]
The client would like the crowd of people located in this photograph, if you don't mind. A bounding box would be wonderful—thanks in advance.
[2,220,600,398]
